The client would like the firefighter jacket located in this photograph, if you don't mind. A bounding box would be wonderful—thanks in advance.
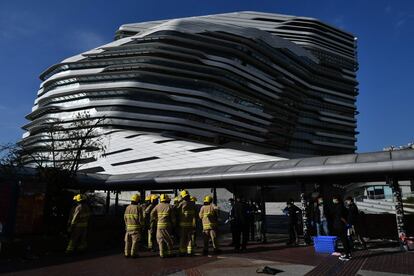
[199,203,218,230]
[69,203,91,228]
[150,202,176,230]
[124,204,144,232]
[177,200,196,229]
[144,204,156,228]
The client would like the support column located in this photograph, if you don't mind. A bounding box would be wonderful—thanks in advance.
[140,189,145,203]
[115,191,119,215]
[387,178,407,250]
[212,188,217,205]
[300,183,311,244]
[105,190,110,214]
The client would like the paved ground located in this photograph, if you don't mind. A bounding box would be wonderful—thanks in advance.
[1,235,414,275]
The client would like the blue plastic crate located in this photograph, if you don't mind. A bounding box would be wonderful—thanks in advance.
[313,236,337,253]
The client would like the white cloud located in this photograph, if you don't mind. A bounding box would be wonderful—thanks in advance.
[385,8,414,30]
[69,30,108,52]
[394,13,414,29]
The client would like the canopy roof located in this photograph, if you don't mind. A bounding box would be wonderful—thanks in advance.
[75,149,414,190]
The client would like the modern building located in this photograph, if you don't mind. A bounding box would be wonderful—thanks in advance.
[21,11,358,183]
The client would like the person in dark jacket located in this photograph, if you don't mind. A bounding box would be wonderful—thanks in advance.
[283,199,301,246]
[345,197,367,250]
[227,198,236,246]
[313,197,329,236]
[248,201,257,241]
[232,197,249,252]
[257,201,267,243]
[331,195,352,261]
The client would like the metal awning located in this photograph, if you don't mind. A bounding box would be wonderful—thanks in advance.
[74,149,414,190]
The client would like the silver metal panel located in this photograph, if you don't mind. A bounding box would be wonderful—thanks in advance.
[324,154,357,165]
[356,152,391,163]
[295,156,329,167]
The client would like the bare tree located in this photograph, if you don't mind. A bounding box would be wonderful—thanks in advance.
[0,112,108,234]
[0,143,21,167]
[24,111,107,175]
[64,111,107,175]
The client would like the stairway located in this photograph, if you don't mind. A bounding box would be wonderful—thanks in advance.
[356,198,414,214]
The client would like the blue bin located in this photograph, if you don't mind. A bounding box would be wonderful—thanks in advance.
[313,236,337,253]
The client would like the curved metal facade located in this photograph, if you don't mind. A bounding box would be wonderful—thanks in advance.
[22,12,358,167]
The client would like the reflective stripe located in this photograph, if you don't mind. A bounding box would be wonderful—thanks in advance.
[157,222,169,228]
[203,223,216,230]
[158,212,170,218]
[183,211,195,215]
[124,214,139,219]
[126,224,140,230]
[72,222,88,227]
[160,250,172,257]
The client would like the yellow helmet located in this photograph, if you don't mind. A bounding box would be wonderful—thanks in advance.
[204,195,213,204]
[131,194,140,202]
[151,194,159,202]
[180,190,189,198]
[74,194,86,202]
[145,195,151,201]
[174,196,180,203]
[73,195,77,201]
[190,196,197,202]
[160,194,169,202]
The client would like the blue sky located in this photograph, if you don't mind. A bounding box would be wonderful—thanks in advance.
[0,0,413,152]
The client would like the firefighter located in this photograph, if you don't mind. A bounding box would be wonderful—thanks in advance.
[150,194,176,258]
[143,195,151,209]
[199,195,221,255]
[67,195,77,230]
[141,195,152,244]
[145,195,158,251]
[124,194,144,258]
[190,196,198,248]
[172,196,181,244]
[66,194,91,254]
[177,190,196,256]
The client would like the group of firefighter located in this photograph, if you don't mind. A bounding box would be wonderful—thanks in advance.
[65,190,220,258]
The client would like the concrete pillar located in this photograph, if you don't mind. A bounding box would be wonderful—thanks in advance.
[139,189,145,203]
[105,190,110,214]
[300,183,311,244]
[387,178,407,250]
[213,188,218,205]
[115,191,119,215]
